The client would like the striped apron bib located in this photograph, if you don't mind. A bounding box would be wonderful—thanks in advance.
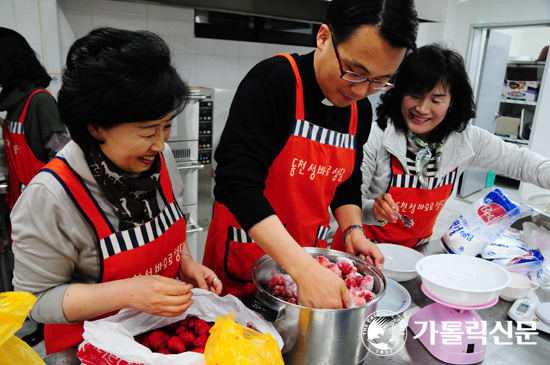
[203,53,359,298]
[332,155,457,250]
[41,153,186,354]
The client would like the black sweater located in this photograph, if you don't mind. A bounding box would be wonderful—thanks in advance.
[213,51,372,231]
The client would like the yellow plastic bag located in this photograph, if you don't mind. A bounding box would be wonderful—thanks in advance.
[0,291,46,365]
[205,312,284,365]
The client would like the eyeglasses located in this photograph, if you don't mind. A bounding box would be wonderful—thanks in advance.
[331,32,394,91]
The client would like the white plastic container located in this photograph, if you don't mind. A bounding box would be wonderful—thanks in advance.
[499,272,532,301]
[377,244,425,282]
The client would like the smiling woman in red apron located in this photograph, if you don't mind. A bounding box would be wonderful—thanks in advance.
[10,28,222,355]
[204,0,419,309]
[332,43,550,250]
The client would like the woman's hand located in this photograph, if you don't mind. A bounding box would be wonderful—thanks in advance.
[374,193,399,224]
[293,261,352,309]
[178,255,223,295]
[123,275,195,317]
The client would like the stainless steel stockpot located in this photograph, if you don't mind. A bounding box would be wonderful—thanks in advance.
[244,247,386,365]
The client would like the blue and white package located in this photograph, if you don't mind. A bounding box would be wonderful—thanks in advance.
[481,227,527,259]
[490,249,545,276]
[441,188,533,256]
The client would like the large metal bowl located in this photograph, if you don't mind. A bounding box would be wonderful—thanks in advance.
[246,247,385,365]
[416,254,512,306]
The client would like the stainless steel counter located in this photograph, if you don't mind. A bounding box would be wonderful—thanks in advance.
[360,239,550,365]
[42,239,550,365]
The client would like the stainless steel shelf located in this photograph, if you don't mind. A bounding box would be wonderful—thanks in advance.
[501,98,537,106]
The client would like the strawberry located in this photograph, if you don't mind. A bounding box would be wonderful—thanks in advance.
[287,296,298,305]
[178,331,196,349]
[271,285,286,297]
[350,292,366,307]
[316,255,330,267]
[140,335,152,350]
[326,262,342,278]
[192,334,209,349]
[359,275,374,292]
[174,325,188,336]
[336,256,356,275]
[187,316,198,329]
[191,347,205,354]
[180,318,188,329]
[165,320,181,331]
[157,348,171,354]
[268,273,286,290]
[167,336,187,354]
[193,319,211,337]
[149,331,170,351]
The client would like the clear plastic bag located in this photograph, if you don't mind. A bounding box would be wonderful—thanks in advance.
[205,313,284,365]
[441,188,535,256]
[0,291,46,365]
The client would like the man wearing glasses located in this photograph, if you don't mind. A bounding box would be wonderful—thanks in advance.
[204,0,418,309]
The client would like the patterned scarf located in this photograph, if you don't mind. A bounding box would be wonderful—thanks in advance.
[83,144,162,231]
[406,130,443,185]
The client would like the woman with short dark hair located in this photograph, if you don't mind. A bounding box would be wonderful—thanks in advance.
[11,27,222,355]
[331,43,550,249]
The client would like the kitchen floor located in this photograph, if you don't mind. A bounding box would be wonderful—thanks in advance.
[16,176,519,359]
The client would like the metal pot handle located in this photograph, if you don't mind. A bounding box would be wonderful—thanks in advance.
[240,295,285,322]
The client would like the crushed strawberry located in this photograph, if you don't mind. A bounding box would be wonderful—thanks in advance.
[264,254,376,307]
[336,256,355,275]
[326,262,342,277]
[358,275,374,292]
[350,292,366,306]
[268,273,286,290]
[316,256,331,267]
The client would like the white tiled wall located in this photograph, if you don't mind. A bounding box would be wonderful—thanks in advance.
[53,0,313,151]
[2,0,550,124]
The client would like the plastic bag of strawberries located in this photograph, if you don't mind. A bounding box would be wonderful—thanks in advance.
[76,288,283,365]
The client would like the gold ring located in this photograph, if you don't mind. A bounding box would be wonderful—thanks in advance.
[211,278,218,285]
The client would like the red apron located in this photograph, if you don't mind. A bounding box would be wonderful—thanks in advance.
[40,154,186,354]
[332,155,457,249]
[203,53,359,298]
[2,89,49,211]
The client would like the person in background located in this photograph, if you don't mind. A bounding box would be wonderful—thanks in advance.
[0,26,71,348]
[203,0,418,309]
[0,27,71,212]
[330,43,550,249]
[11,27,222,355]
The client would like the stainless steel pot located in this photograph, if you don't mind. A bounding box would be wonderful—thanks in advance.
[243,247,386,365]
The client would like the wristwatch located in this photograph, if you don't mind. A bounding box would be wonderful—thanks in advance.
[341,224,366,248]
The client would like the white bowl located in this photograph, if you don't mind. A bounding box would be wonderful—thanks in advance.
[378,244,425,282]
[499,273,532,301]
[416,254,512,306]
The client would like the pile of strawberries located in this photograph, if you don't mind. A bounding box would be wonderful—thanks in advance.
[134,316,212,355]
[265,255,376,307]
